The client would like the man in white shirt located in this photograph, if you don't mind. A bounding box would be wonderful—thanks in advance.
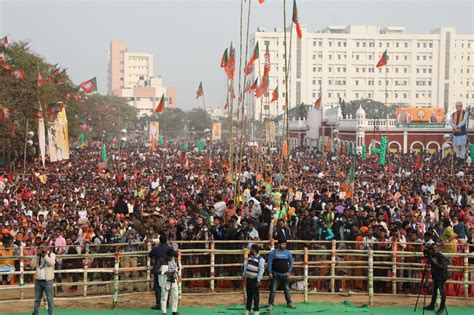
[32,242,56,315]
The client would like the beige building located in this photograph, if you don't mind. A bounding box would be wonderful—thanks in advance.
[108,40,176,116]
[249,25,474,120]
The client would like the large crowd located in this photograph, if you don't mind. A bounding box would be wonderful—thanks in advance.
[0,139,473,293]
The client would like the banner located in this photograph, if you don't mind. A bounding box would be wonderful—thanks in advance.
[265,121,276,142]
[148,121,160,142]
[47,107,70,162]
[38,112,46,168]
[211,121,222,141]
[396,107,445,127]
[306,108,322,139]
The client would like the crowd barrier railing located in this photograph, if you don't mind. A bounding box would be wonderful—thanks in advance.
[0,240,473,306]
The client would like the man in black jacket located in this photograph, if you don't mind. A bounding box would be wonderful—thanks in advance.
[424,243,449,315]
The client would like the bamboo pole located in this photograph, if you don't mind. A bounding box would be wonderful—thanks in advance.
[464,243,469,298]
[210,241,215,293]
[304,247,308,303]
[330,239,336,293]
[112,251,120,309]
[391,240,397,294]
[178,250,183,301]
[242,247,249,305]
[19,245,24,300]
[83,244,89,297]
[368,249,374,306]
[146,241,152,292]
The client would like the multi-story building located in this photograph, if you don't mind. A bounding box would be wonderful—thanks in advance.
[108,40,176,116]
[249,25,474,121]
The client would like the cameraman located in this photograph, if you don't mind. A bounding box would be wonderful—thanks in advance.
[424,243,448,315]
[32,242,56,315]
[159,249,180,315]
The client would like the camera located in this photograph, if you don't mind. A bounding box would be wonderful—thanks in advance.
[167,261,178,283]
[423,245,434,261]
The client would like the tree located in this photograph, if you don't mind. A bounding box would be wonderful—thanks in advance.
[341,98,398,119]
[186,108,212,132]
[151,107,186,137]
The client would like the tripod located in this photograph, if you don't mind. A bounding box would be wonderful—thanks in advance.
[414,259,449,315]
[414,260,430,314]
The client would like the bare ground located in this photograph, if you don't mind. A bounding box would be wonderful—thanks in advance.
[1,289,474,313]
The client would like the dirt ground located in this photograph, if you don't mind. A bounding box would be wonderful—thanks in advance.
[1,291,474,313]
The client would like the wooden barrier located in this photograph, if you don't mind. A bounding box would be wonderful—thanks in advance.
[0,240,473,307]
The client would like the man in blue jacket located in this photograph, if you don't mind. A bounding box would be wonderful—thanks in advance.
[267,238,296,311]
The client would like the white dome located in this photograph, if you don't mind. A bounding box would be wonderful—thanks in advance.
[356,105,366,117]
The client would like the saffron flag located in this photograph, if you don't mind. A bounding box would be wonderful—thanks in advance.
[292,0,303,39]
[155,94,165,113]
[315,85,322,109]
[196,81,203,99]
[226,43,235,79]
[244,42,259,76]
[79,77,97,93]
[263,44,270,76]
[271,86,278,102]
[376,50,388,68]
[220,48,228,68]
[249,78,258,91]
[3,59,14,71]
[36,65,43,89]
[255,73,269,98]
[259,0,265,3]
[11,68,26,79]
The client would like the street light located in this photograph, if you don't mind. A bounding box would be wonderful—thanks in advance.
[24,129,34,171]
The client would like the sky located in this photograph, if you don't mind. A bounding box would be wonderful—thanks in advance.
[1,0,473,110]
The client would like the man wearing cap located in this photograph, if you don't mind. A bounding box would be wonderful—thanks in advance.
[267,238,295,311]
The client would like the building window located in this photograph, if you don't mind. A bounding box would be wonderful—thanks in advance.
[378,80,382,85]
[329,67,332,72]
[395,68,399,73]
[313,41,317,46]
[343,67,346,72]
[313,54,316,59]
[356,42,360,47]
[264,40,270,46]
[403,93,407,98]
[416,93,419,98]
[404,55,408,60]
[355,93,359,98]
[337,67,341,72]
[380,42,383,48]
[329,41,332,47]
[355,80,359,86]
[328,80,332,85]
[338,54,341,60]
[356,67,359,72]
[338,42,342,47]
[368,80,374,85]
[368,93,372,98]
[329,54,332,60]
[318,80,322,85]
[312,93,316,97]
[423,55,426,60]
[319,41,323,46]
[429,42,433,48]
[395,93,398,98]
[344,42,347,47]
[328,93,332,98]
[417,42,420,48]
[404,68,408,73]
[312,79,316,84]
[356,55,359,60]
[363,42,366,47]
[313,67,316,72]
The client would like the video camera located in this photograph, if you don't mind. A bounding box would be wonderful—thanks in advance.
[423,244,434,261]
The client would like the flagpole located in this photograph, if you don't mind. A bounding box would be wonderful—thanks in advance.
[385,54,389,165]
[236,0,253,196]
[23,118,29,173]
[202,88,206,111]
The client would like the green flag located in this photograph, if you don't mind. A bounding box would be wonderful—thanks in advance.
[361,144,367,160]
[197,139,206,152]
[101,144,107,162]
[184,143,189,152]
[159,135,164,145]
[79,133,85,146]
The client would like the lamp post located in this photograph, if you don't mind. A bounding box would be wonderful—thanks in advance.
[24,123,34,172]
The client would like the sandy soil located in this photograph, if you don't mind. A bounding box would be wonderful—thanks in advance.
[1,290,474,313]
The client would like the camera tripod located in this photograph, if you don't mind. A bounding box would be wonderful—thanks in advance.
[414,260,448,315]
[414,261,430,314]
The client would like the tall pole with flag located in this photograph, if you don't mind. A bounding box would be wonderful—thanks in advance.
[377,49,389,163]
[35,65,46,168]
[196,81,205,110]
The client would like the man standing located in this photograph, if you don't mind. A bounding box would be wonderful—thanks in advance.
[267,238,296,311]
[149,233,171,311]
[159,249,180,315]
[424,243,448,315]
[243,244,265,315]
[32,242,56,315]
[450,101,469,163]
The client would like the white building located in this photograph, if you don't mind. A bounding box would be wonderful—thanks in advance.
[108,40,176,117]
[249,25,474,120]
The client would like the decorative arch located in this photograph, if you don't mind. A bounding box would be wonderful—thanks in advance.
[426,141,441,154]
[368,141,381,152]
[388,141,402,152]
[410,141,424,153]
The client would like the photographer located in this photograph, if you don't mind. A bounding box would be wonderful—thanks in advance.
[32,242,56,315]
[159,248,180,315]
[424,243,448,315]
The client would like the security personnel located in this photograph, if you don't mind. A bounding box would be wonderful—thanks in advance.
[243,244,265,315]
